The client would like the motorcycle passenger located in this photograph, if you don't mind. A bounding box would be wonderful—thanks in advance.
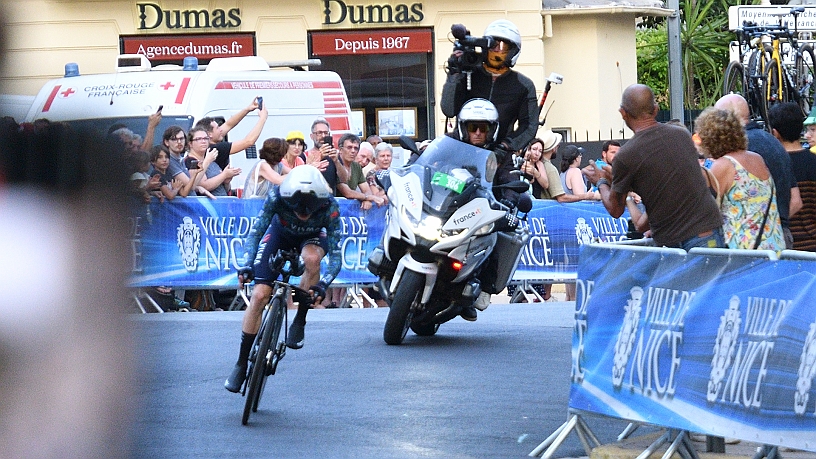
[442,19,538,185]
[225,165,341,393]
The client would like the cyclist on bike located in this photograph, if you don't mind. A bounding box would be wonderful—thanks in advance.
[225,165,341,393]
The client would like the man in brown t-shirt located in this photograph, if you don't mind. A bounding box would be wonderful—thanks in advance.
[584,84,723,249]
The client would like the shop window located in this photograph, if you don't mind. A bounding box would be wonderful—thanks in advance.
[317,53,432,141]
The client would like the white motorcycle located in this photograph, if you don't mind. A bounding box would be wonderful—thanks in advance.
[368,136,531,345]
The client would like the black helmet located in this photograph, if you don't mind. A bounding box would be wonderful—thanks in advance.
[277,165,332,217]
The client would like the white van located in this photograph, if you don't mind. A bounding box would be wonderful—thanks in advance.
[22,54,355,187]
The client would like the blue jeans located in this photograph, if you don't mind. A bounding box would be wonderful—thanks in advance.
[678,226,726,251]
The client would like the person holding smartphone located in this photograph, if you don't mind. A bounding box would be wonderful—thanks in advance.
[302,118,348,194]
[193,97,268,171]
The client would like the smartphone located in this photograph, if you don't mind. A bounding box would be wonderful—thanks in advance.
[257,97,263,111]
[186,158,199,170]
[322,135,333,148]
[245,145,258,159]
[156,105,163,113]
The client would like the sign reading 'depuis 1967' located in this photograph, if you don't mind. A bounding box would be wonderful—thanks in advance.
[311,28,432,56]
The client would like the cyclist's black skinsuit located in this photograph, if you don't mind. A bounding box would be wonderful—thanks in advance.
[243,194,342,286]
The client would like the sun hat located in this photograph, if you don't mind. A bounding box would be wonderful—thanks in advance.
[540,129,562,152]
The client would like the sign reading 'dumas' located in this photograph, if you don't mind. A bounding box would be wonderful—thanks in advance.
[571,245,816,452]
[127,198,630,288]
[137,3,242,30]
[322,0,424,25]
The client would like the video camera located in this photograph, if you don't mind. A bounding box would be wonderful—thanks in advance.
[449,24,494,72]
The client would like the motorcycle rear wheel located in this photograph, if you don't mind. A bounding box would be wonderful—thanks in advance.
[383,270,423,345]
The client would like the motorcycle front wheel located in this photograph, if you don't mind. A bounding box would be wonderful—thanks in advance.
[410,321,439,336]
[383,270,423,345]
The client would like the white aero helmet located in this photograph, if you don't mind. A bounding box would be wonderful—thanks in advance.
[457,98,500,144]
[483,19,521,67]
[277,165,332,216]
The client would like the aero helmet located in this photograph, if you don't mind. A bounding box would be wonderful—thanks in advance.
[457,98,500,144]
[277,165,332,217]
[483,20,522,67]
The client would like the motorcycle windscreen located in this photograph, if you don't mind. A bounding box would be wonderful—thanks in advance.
[413,136,496,189]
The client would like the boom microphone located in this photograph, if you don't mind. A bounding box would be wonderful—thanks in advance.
[451,24,468,40]
[517,193,533,214]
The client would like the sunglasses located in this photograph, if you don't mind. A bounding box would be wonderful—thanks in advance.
[489,40,511,52]
[466,122,490,133]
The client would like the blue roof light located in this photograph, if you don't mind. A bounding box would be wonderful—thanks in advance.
[64,63,80,77]
[183,57,199,71]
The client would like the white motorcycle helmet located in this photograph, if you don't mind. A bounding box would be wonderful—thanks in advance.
[457,98,500,145]
[277,165,332,217]
[483,19,522,67]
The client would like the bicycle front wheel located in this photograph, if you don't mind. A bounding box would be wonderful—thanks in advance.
[765,58,785,112]
[252,294,286,411]
[795,44,816,114]
[241,293,286,425]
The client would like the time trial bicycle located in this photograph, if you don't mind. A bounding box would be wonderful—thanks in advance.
[238,248,306,425]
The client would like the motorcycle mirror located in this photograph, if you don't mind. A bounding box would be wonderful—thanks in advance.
[398,135,420,154]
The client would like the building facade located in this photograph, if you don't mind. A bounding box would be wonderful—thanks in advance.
[0,0,670,143]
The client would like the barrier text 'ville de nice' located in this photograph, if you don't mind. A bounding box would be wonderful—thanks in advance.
[128,197,631,288]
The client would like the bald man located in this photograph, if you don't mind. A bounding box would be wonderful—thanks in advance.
[584,84,723,249]
[715,94,801,248]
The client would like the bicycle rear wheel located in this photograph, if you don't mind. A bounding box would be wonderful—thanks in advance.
[795,44,816,114]
[746,50,768,125]
[241,294,285,425]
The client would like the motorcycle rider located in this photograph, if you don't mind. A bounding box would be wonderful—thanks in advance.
[441,19,538,177]
[225,165,341,393]
[451,98,519,321]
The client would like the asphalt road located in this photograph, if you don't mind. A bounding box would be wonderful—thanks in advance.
[129,302,630,458]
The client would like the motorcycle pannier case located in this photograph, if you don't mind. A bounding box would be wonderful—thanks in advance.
[479,228,530,294]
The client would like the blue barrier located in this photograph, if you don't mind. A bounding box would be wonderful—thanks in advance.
[127,197,631,288]
[559,243,816,454]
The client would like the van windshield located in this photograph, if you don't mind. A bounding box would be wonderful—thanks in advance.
[62,116,195,148]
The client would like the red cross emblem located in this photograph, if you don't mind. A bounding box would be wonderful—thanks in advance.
[59,87,75,98]
[160,81,175,90]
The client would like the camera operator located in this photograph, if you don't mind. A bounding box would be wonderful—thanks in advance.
[441,19,538,180]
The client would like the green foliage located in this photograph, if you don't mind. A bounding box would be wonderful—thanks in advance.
[636,0,757,109]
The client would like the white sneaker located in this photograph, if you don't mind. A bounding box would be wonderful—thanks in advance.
[474,292,491,311]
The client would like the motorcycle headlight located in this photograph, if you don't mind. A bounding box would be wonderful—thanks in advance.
[405,210,443,241]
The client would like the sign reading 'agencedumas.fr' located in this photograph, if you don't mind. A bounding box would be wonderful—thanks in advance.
[121,33,256,63]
